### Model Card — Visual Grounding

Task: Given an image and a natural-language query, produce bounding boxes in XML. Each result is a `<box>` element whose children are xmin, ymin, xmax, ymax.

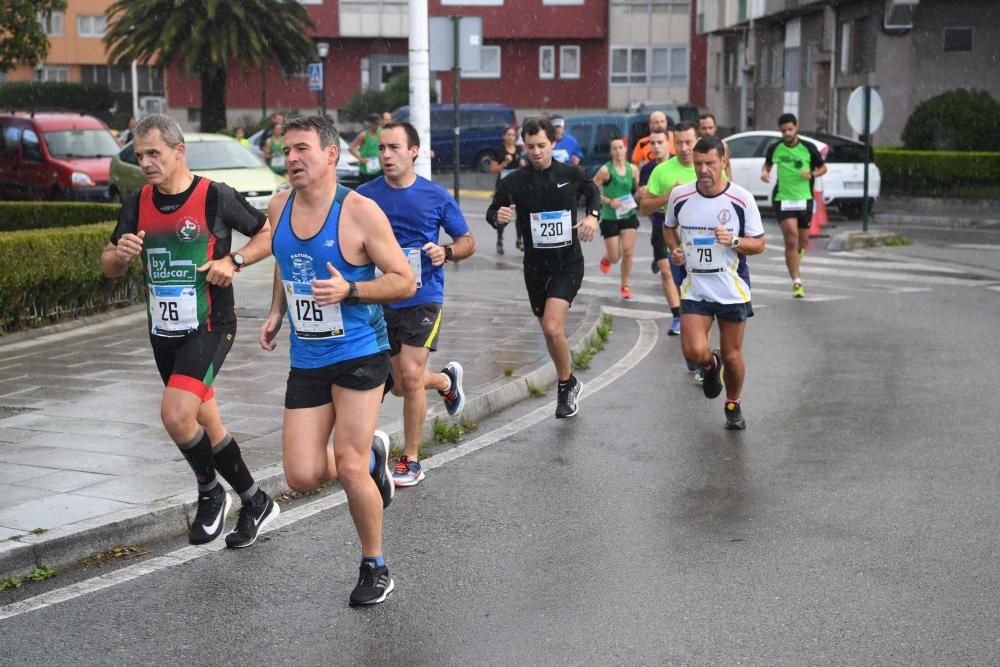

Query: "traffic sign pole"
<box><xmin>862</xmin><ymin>86</ymin><xmax>871</xmax><ymax>232</ymax></box>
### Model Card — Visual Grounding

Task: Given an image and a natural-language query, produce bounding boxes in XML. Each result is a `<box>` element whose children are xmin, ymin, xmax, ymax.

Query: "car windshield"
<box><xmin>44</xmin><ymin>129</ymin><xmax>120</xmax><ymax>158</ymax></box>
<box><xmin>185</xmin><ymin>140</ymin><xmax>264</xmax><ymax>170</ymax></box>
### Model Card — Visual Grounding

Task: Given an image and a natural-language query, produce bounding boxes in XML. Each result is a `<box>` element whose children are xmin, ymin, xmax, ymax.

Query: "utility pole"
<box><xmin>451</xmin><ymin>15</ymin><xmax>461</xmax><ymax>205</ymax></box>
<box><xmin>409</xmin><ymin>0</ymin><xmax>432</xmax><ymax>180</ymax></box>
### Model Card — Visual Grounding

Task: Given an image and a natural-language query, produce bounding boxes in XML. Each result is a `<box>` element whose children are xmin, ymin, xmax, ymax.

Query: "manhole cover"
<box><xmin>0</xmin><ymin>406</ymin><xmax>38</xmax><ymax>419</ymax></box>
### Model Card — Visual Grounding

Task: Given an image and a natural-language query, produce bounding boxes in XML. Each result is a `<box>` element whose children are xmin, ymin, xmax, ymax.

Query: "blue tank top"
<box><xmin>272</xmin><ymin>185</ymin><xmax>389</xmax><ymax>369</ymax></box>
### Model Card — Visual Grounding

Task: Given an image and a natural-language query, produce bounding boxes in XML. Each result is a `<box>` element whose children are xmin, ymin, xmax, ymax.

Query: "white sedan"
<box><xmin>724</xmin><ymin>130</ymin><xmax>880</xmax><ymax>219</ymax></box>
<box><xmin>247</xmin><ymin>129</ymin><xmax>360</xmax><ymax>187</ymax></box>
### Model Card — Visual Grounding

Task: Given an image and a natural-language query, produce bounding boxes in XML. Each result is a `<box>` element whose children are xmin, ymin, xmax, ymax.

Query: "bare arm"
<box><xmin>639</xmin><ymin>191</ymin><xmax>671</xmax><ymax>216</ymax></box>
<box><xmin>101</xmin><ymin>230</ymin><xmax>145</xmax><ymax>278</ymax></box>
<box><xmin>348</xmin><ymin>132</ymin><xmax>365</xmax><ymax>161</ymax></box>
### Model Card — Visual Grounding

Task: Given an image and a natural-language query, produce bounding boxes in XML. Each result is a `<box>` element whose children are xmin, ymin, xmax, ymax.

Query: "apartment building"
<box><xmin>698</xmin><ymin>0</ymin><xmax>999</xmax><ymax>144</ymax></box>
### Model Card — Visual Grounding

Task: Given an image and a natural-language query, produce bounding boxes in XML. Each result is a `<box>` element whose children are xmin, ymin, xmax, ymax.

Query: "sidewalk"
<box><xmin>0</xmin><ymin>252</ymin><xmax>603</xmax><ymax>577</ymax></box>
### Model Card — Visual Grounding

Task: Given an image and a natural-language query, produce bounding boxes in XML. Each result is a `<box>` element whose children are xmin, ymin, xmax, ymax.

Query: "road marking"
<box><xmin>601</xmin><ymin>306</ymin><xmax>669</xmax><ymax>320</ymax></box>
<box><xmin>0</xmin><ymin>317</ymin><xmax>659</xmax><ymax>621</ymax></box>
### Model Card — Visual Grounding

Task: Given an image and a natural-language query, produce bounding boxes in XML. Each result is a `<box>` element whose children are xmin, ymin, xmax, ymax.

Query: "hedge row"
<box><xmin>0</xmin><ymin>202</ymin><xmax>122</xmax><ymax>232</ymax></box>
<box><xmin>876</xmin><ymin>148</ymin><xmax>1000</xmax><ymax>196</ymax></box>
<box><xmin>0</xmin><ymin>223</ymin><xmax>143</xmax><ymax>334</ymax></box>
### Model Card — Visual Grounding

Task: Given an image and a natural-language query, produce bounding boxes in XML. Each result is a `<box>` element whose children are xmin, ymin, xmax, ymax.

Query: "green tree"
<box><xmin>0</xmin><ymin>1</ymin><xmax>67</xmax><ymax>72</ymax></box>
<box><xmin>901</xmin><ymin>89</ymin><xmax>1000</xmax><ymax>151</ymax></box>
<box><xmin>103</xmin><ymin>0</ymin><xmax>315</xmax><ymax>132</ymax></box>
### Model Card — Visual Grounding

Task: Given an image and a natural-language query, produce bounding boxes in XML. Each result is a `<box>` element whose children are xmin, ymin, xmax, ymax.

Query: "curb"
<box><xmin>0</xmin><ymin>305</ymin><xmax>146</xmax><ymax>350</ymax></box>
<box><xmin>871</xmin><ymin>213</ymin><xmax>1000</xmax><ymax>230</ymax></box>
<box><xmin>827</xmin><ymin>231</ymin><xmax>911</xmax><ymax>252</ymax></box>
<box><xmin>0</xmin><ymin>300</ymin><xmax>605</xmax><ymax>579</ymax></box>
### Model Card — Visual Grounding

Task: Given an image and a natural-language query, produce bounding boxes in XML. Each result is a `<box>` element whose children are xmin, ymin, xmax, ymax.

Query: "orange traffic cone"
<box><xmin>808</xmin><ymin>188</ymin><xmax>829</xmax><ymax>238</ymax></box>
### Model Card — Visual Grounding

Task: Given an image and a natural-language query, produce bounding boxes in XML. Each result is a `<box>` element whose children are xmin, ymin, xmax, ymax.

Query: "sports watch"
<box><xmin>730</xmin><ymin>237</ymin><xmax>741</xmax><ymax>249</ymax></box>
<box><xmin>229</xmin><ymin>252</ymin><xmax>245</xmax><ymax>271</ymax></box>
<box><xmin>444</xmin><ymin>246</ymin><xmax>454</xmax><ymax>262</ymax></box>
<box><xmin>344</xmin><ymin>281</ymin><xmax>360</xmax><ymax>306</ymax></box>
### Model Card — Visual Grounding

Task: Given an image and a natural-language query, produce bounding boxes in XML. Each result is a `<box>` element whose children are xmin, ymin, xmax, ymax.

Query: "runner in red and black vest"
<box><xmin>101</xmin><ymin>114</ymin><xmax>278</xmax><ymax>549</ymax></box>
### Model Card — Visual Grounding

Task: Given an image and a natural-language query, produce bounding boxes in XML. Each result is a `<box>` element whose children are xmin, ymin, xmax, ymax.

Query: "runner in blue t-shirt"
<box><xmin>358</xmin><ymin>122</ymin><xmax>476</xmax><ymax>488</ymax></box>
<box><xmin>551</xmin><ymin>116</ymin><xmax>583</xmax><ymax>165</ymax></box>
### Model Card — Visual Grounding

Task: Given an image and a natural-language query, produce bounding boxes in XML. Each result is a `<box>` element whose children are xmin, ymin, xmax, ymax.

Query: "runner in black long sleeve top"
<box><xmin>485</xmin><ymin>118</ymin><xmax>601</xmax><ymax>419</ymax></box>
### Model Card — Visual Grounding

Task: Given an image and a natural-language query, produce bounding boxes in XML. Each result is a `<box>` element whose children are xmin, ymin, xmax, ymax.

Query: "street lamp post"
<box><xmin>316</xmin><ymin>41</ymin><xmax>330</xmax><ymax>118</ymax></box>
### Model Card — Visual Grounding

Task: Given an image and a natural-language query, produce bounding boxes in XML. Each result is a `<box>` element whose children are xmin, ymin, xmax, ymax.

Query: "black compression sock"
<box><xmin>671</xmin><ymin>307</ymin><xmax>680</xmax><ymax>318</ymax></box>
<box><xmin>212</xmin><ymin>434</ymin><xmax>258</xmax><ymax>502</ymax></box>
<box><xmin>177</xmin><ymin>428</ymin><xmax>217</xmax><ymax>492</ymax></box>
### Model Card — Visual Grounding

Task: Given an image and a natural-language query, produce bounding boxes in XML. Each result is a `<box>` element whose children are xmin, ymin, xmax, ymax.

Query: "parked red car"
<box><xmin>0</xmin><ymin>112</ymin><xmax>119</xmax><ymax>201</ymax></box>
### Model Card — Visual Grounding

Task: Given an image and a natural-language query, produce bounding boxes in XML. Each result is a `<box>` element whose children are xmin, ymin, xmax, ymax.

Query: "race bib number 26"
<box><xmin>150</xmin><ymin>285</ymin><xmax>199</xmax><ymax>336</ymax></box>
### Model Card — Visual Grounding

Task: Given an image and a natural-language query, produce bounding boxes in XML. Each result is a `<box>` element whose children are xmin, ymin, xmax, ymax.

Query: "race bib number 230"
<box><xmin>529</xmin><ymin>210</ymin><xmax>573</xmax><ymax>249</ymax></box>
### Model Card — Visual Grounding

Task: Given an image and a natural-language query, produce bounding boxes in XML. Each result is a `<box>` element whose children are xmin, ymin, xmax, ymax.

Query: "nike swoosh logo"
<box><xmin>557</xmin><ymin>182</ymin><xmax>570</xmax><ymax>188</ymax></box>
<box><xmin>204</xmin><ymin>508</ymin><xmax>223</xmax><ymax>535</ymax></box>
<box><xmin>253</xmin><ymin>506</ymin><xmax>266</xmax><ymax>527</ymax></box>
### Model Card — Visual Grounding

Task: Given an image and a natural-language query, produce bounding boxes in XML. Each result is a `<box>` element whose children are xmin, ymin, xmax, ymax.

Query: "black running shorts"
<box><xmin>383</xmin><ymin>303</ymin><xmax>442</xmax><ymax>356</ymax></box>
<box><xmin>599</xmin><ymin>216</ymin><xmax>640</xmax><ymax>239</ymax></box>
<box><xmin>680</xmin><ymin>299</ymin><xmax>754</xmax><ymax>323</ymax></box>
<box><xmin>523</xmin><ymin>261</ymin><xmax>584</xmax><ymax>318</ymax></box>
<box><xmin>776</xmin><ymin>199</ymin><xmax>814</xmax><ymax>229</ymax></box>
<box><xmin>650</xmin><ymin>224</ymin><xmax>669</xmax><ymax>262</ymax></box>
<box><xmin>150</xmin><ymin>328</ymin><xmax>234</xmax><ymax>401</ymax></box>
<box><xmin>285</xmin><ymin>351</ymin><xmax>391</xmax><ymax>409</ymax></box>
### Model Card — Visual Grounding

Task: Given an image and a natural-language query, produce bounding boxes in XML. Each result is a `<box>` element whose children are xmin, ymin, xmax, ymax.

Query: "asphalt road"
<box><xmin>1</xmin><ymin>203</ymin><xmax>999</xmax><ymax>664</ymax></box>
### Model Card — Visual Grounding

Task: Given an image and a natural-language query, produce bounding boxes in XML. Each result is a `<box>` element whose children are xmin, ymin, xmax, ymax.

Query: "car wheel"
<box><xmin>474</xmin><ymin>150</ymin><xmax>493</xmax><ymax>174</ymax></box>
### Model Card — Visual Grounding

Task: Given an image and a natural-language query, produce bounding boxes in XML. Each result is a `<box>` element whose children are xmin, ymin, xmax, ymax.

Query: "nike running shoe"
<box><xmin>189</xmin><ymin>484</ymin><xmax>231</xmax><ymax>545</ymax></box>
<box><xmin>702</xmin><ymin>350</ymin><xmax>724</xmax><ymax>399</ymax></box>
<box><xmin>556</xmin><ymin>376</ymin><xmax>583</xmax><ymax>418</ymax></box>
<box><xmin>600</xmin><ymin>255</ymin><xmax>611</xmax><ymax>274</ymax></box>
<box><xmin>372</xmin><ymin>430</ymin><xmax>394</xmax><ymax>508</ymax></box>
<box><xmin>725</xmin><ymin>401</ymin><xmax>746</xmax><ymax>430</ymax></box>
<box><xmin>668</xmin><ymin>316</ymin><xmax>681</xmax><ymax>336</ymax></box>
<box><xmin>792</xmin><ymin>281</ymin><xmax>805</xmax><ymax>299</ymax></box>
<box><xmin>496</xmin><ymin>240</ymin><xmax>504</xmax><ymax>255</ymax></box>
<box><xmin>439</xmin><ymin>361</ymin><xmax>465</xmax><ymax>416</ymax></box>
<box><xmin>350</xmin><ymin>561</ymin><xmax>395</xmax><ymax>606</ymax></box>
<box><xmin>225</xmin><ymin>490</ymin><xmax>279</xmax><ymax>548</ymax></box>
<box><xmin>620</xmin><ymin>285</ymin><xmax>632</xmax><ymax>300</ymax></box>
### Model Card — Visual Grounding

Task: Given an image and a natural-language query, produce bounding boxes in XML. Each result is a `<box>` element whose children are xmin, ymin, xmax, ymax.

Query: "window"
<box><xmin>805</xmin><ymin>42</ymin><xmax>816</xmax><ymax>86</ymax></box>
<box><xmin>726</xmin><ymin>52</ymin><xmax>737</xmax><ymax>87</ymax></box>
<box><xmin>464</xmin><ymin>45</ymin><xmax>500</xmax><ymax>78</ymax></box>
<box><xmin>651</xmin><ymin>46</ymin><xmax>688</xmax><ymax>85</ymax></box>
<box><xmin>613</xmin><ymin>46</ymin><xmax>687</xmax><ymax>86</ymax></box>
<box><xmin>944</xmin><ymin>27</ymin><xmax>973</xmax><ymax>52</ymax></box>
<box><xmin>610</xmin><ymin>0</ymin><xmax>690</xmax><ymax>11</ymax></box>
<box><xmin>441</xmin><ymin>0</ymin><xmax>503</xmax><ymax>4</ymax></box>
<box><xmin>77</xmin><ymin>15</ymin><xmax>106</xmax><ymax>37</ymax></box>
<box><xmin>725</xmin><ymin>136</ymin><xmax>764</xmax><ymax>159</ymax></box>
<box><xmin>33</xmin><ymin>66</ymin><xmax>69</xmax><ymax>83</ymax></box>
<box><xmin>611</xmin><ymin>47</ymin><xmax>645</xmax><ymax>84</ymax></box>
<box><xmin>560</xmin><ymin>46</ymin><xmax>580</xmax><ymax>79</ymax></box>
<box><xmin>22</xmin><ymin>129</ymin><xmax>43</xmax><ymax>162</ymax></box>
<box><xmin>840</xmin><ymin>18</ymin><xmax>874</xmax><ymax>74</ymax></box>
<box><xmin>2</xmin><ymin>126</ymin><xmax>20</xmax><ymax>158</ymax></box>
<box><xmin>38</xmin><ymin>11</ymin><xmax>63</xmax><ymax>36</ymax></box>
<box><xmin>539</xmin><ymin>46</ymin><xmax>555</xmax><ymax>79</ymax></box>
<box><xmin>545</xmin><ymin>0</ymin><xmax>583</xmax><ymax>4</ymax></box>
<box><xmin>81</xmin><ymin>65</ymin><xmax>164</xmax><ymax>94</ymax></box>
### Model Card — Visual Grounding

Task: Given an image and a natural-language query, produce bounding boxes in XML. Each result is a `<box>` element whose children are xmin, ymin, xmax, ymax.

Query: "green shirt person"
<box><xmin>263</xmin><ymin>123</ymin><xmax>287</xmax><ymax>175</ymax></box>
<box><xmin>638</xmin><ymin>121</ymin><xmax>699</xmax><ymax>217</ymax></box>
<box><xmin>350</xmin><ymin>113</ymin><xmax>383</xmax><ymax>183</ymax></box>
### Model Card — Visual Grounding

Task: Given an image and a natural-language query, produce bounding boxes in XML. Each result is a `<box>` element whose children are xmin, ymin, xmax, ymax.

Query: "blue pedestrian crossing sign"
<box><xmin>308</xmin><ymin>63</ymin><xmax>323</xmax><ymax>91</ymax></box>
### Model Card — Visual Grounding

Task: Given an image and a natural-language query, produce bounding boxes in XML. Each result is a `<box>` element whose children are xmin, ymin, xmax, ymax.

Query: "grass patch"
<box><xmin>80</xmin><ymin>545</ymin><xmax>152</xmax><ymax>568</ymax></box>
<box><xmin>0</xmin><ymin>576</ymin><xmax>23</xmax><ymax>591</ymax></box>
<box><xmin>27</xmin><ymin>566</ymin><xmax>57</xmax><ymax>582</ymax></box>
<box><xmin>30</xmin><ymin>527</ymin><xmax>47</xmax><ymax>535</ymax></box>
<box><xmin>526</xmin><ymin>380</ymin><xmax>545</xmax><ymax>397</ymax></box>
<box><xmin>504</xmin><ymin>367</ymin><xmax>515</xmax><ymax>377</ymax></box>
<box><xmin>882</xmin><ymin>234</ymin><xmax>911</xmax><ymax>246</ymax></box>
<box><xmin>459</xmin><ymin>417</ymin><xmax>479</xmax><ymax>433</ymax></box>
<box><xmin>432</xmin><ymin>418</ymin><xmax>464</xmax><ymax>444</ymax></box>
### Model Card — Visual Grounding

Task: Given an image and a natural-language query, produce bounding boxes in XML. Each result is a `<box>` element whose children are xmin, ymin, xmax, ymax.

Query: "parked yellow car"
<box><xmin>108</xmin><ymin>133</ymin><xmax>289</xmax><ymax>211</ymax></box>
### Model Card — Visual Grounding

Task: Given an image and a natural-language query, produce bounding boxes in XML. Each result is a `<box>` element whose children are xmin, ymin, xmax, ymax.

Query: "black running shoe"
<box><xmin>189</xmin><ymin>484</ymin><xmax>231</xmax><ymax>545</ymax></box>
<box><xmin>225</xmin><ymin>491</ymin><xmax>280</xmax><ymax>549</ymax></box>
<box><xmin>515</xmin><ymin>236</ymin><xmax>524</xmax><ymax>252</ymax></box>
<box><xmin>371</xmin><ymin>430</ymin><xmax>394</xmax><ymax>509</ymax></box>
<box><xmin>496</xmin><ymin>240</ymin><xmax>505</xmax><ymax>255</ymax></box>
<box><xmin>555</xmin><ymin>376</ymin><xmax>583</xmax><ymax>418</ymax></box>
<box><xmin>725</xmin><ymin>401</ymin><xmax>746</xmax><ymax>430</ymax></box>
<box><xmin>349</xmin><ymin>561</ymin><xmax>395</xmax><ymax>606</ymax></box>
<box><xmin>702</xmin><ymin>351</ymin><xmax>724</xmax><ymax>399</ymax></box>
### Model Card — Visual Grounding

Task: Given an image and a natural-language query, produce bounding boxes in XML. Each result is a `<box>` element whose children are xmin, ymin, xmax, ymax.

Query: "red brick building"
<box><xmin>165</xmin><ymin>0</ymin><xmax>611</xmax><ymax>129</ymax></box>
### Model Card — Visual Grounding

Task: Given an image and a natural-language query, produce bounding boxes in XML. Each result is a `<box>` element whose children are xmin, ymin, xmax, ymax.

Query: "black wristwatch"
<box><xmin>229</xmin><ymin>251</ymin><xmax>245</xmax><ymax>272</ymax></box>
<box><xmin>444</xmin><ymin>246</ymin><xmax>454</xmax><ymax>262</ymax></box>
<box><xmin>588</xmin><ymin>210</ymin><xmax>600</xmax><ymax>219</ymax></box>
<box><xmin>344</xmin><ymin>281</ymin><xmax>360</xmax><ymax>306</ymax></box>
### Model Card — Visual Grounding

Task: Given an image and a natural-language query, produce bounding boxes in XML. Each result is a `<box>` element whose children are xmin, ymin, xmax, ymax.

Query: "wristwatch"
<box><xmin>344</xmin><ymin>281</ymin><xmax>360</xmax><ymax>306</ymax></box>
<box><xmin>730</xmin><ymin>237</ymin><xmax>741</xmax><ymax>249</ymax></box>
<box><xmin>229</xmin><ymin>252</ymin><xmax>245</xmax><ymax>271</ymax></box>
<box><xmin>589</xmin><ymin>210</ymin><xmax>600</xmax><ymax>219</ymax></box>
<box><xmin>444</xmin><ymin>246</ymin><xmax>454</xmax><ymax>262</ymax></box>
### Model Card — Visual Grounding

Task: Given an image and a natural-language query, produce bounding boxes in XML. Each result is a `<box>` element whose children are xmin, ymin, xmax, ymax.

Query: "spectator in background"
<box><xmin>550</xmin><ymin>116</ymin><xmax>583</xmax><ymax>166</ymax></box>
<box><xmin>257</xmin><ymin>112</ymin><xmax>285</xmax><ymax>152</ymax></box>
<box><xmin>350</xmin><ymin>114</ymin><xmax>383</xmax><ymax>185</ymax></box>
<box><xmin>698</xmin><ymin>112</ymin><xmax>732</xmax><ymax>181</ymax></box>
<box><xmin>381</xmin><ymin>111</ymin><xmax>393</xmax><ymax>125</ymax></box>
<box><xmin>488</xmin><ymin>126</ymin><xmax>525</xmax><ymax>254</ymax></box>
<box><xmin>234</xmin><ymin>127</ymin><xmax>250</xmax><ymax>149</ymax></box>
<box><xmin>119</xmin><ymin>116</ymin><xmax>138</xmax><ymax>145</ymax></box>
<box><xmin>631</xmin><ymin>111</ymin><xmax>674</xmax><ymax>167</ymax></box>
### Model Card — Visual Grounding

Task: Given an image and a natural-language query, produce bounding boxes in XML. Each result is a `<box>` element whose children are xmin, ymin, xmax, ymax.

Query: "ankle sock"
<box><xmin>362</xmin><ymin>555</ymin><xmax>386</xmax><ymax>568</ymax></box>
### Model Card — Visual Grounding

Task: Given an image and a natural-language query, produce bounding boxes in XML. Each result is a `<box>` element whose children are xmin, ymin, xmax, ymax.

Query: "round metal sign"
<box><xmin>847</xmin><ymin>86</ymin><xmax>884</xmax><ymax>135</ymax></box>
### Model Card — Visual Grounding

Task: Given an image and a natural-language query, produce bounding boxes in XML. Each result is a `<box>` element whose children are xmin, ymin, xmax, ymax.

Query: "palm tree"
<box><xmin>104</xmin><ymin>0</ymin><xmax>315</xmax><ymax>132</ymax></box>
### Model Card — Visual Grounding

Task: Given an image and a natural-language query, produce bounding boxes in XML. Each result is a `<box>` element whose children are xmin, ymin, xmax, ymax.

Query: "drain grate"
<box><xmin>0</xmin><ymin>406</ymin><xmax>39</xmax><ymax>419</ymax></box>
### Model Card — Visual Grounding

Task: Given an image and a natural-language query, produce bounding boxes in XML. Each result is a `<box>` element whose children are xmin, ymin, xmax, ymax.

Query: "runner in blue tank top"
<box><xmin>260</xmin><ymin>116</ymin><xmax>416</xmax><ymax>607</ymax></box>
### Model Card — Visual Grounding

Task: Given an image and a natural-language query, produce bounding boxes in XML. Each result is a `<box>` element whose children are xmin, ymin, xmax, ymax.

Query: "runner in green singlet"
<box><xmin>593</xmin><ymin>136</ymin><xmax>641</xmax><ymax>299</ymax></box>
<box><xmin>264</xmin><ymin>122</ymin><xmax>287</xmax><ymax>175</ymax></box>
<box><xmin>350</xmin><ymin>113</ymin><xmax>383</xmax><ymax>185</ymax></box>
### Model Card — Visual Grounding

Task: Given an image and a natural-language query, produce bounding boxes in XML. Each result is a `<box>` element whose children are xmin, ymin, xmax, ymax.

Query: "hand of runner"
<box><xmin>760</xmin><ymin>169</ymin><xmax>771</xmax><ymax>183</ymax></box>
<box><xmin>575</xmin><ymin>215</ymin><xmax>597</xmax><ymax>242</ymax></box>
<box><xmin>312</xmin><ymin>262</ymin><xmax>350</xmax><ymax>305</ymax></box>
<box><xmin>259</xmin><ymin>311</ymin><xmax>283</xmax><ymax>351</ymax></box>
<box><xmin>609</xmin><ymin>197</ymin><xmax>624</xmax><ymax>210</ymax></box>
<box><xmin>671</xmin><ymin>246</ymin><xmax>686</xmax><ymax>266</ymax></box>
<box><xmin>197</xmin><ymin>255</ymin><xmax>235</xmax><ymax>287</ymax></box>
<box><xmin>800</xmin><ymin>170</ymin><xmax>812</xmax><ymax>180</ymax></box>
<box><xmin>422</xmin><ymin>242</ymin><xmax>446</xmax><ymax>267</ymax></box>
<box><xmin>635</xmin><ymin>186</ymin><xmax>649</xmax><ymax>201</ymax></box>
<box><xmin>496</xmin><ymin>204</ymin><xmax>515</xmax><ymax>226</ymax></box>
<box><xmin>714</xmin><ymin>225</ymin><xmax>734</xmax><ymax>246</ymax></box>
<box><xmin>116</xmin><ymin>230</ymin><xmax>145</xmax><ymax>260</ymax></box>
